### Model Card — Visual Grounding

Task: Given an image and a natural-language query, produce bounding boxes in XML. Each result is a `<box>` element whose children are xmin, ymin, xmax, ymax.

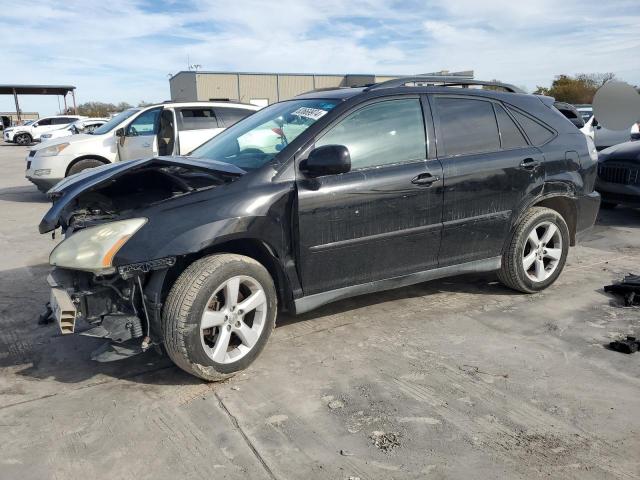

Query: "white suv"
<box><xmin>26</xmin><ymin>101</ymin><xmax>259</xmax><ymax>192</ymax></box>
<box><xmin>40</xmin><ymin>118</ymin><xmax>108</xmax><ymax>141</ymax></box>
<box><xmin>4</xmin><ymin>115</ymin><xmax>83</xmax><ymax>145</ymax></box>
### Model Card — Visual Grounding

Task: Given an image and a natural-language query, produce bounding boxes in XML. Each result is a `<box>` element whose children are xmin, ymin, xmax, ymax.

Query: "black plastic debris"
<box><xmin>608</xmin><ymin>336</ymin><xmax>640</xmax><ymax>355</ymax></box>
<box><xmin>604</xmin><ymin>275</ymin><xmax>640</xmax><ymax>306</ymax></box>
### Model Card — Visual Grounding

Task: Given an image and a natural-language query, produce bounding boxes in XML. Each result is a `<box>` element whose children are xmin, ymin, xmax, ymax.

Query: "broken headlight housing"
<box><xmin>50</xmin><ymin>218</ymin><xmax>147</xmax><ymax>274</ymax></box>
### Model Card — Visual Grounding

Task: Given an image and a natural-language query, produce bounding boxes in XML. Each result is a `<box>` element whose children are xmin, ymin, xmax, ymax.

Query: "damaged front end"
<box><xmin>40</xmin><ymin>156</ymin><xmax>246</xmax><ymax>361</ymax></box>
<box><xmin>46</xmin><ymin>265</ymin><xmax>175</xmax><ymax>361</ymax></box>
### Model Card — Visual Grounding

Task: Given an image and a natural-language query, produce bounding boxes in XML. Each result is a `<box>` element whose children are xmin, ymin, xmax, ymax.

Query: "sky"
<box><xmin>0</xmin><ymin>0</ymin><xmax>639</xmax><ymax>116</ymax></box>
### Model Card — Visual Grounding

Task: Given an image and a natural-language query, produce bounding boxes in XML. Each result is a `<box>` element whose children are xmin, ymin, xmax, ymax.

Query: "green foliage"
<box><xmin>77</xmin><ymin>101</ymin><xmax>133</xmax><ymax>117</ymax></box>
<box><xmin>534</xmin><ymin>73</ymin><xmax>615</xmax><ymax>104</ymax></box>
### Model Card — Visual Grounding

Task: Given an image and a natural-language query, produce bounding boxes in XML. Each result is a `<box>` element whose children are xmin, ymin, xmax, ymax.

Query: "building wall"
<box><xmin>169</xmin><ymin>70</ymin><xmax>474</xmax><ymax>105</ymax></box>
<box><xmin>196</xmin><ymin>73</ymin><xmax>239</xmax><ymax>101</ymax></box>
<box><xmin>238</xmin><ymin>74</ymin><xmax>278</xmax><ymax>104</ymax></box>
<box><xmin>277</xmin><ymin>75</ymin><xmax>315</xmax><ymax>100</ymax></box>
<box><xmin>169</xmin><ymin>72</ymin><xmax>197</xmax><ymax>102</ymax></box>
<box><xmin>0</xmin><ymin>112</ymin><xmax>39</xmax><ymax>126</ymax></box>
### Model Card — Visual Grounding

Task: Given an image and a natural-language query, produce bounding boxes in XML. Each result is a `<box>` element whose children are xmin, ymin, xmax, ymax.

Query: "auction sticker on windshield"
<box><xmin>291</xmin><ymin>107</ymin><xmax>329</xmax><ymax>121</ymax></box>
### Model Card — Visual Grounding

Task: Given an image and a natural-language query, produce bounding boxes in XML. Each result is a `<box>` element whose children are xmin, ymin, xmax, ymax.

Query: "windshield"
<box><xmin>92</xmin><ymin>109</ymin><xmax>140</xmax><ymax>135</ymax></box>
<box><xmin>190</xmin><ymin>99</ymin><xmax>338</xmax><ymax>170</ymax></box>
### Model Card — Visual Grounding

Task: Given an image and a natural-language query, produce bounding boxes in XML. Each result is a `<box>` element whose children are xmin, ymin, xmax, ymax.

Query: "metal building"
<box><xmin>169</xmin><ymin>70</ymin><xmax>473</xmax><ymax>106</ymax></box>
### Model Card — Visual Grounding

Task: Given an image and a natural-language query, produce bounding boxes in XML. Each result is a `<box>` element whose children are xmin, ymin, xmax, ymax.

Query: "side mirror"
<box><xmin>301</xmin><ymin>145</ymin><xmax>351</xmax><ymax>177</ymax></box>
<box><xmin>32</xmin><ymin>123</ymin><xmax>39</xmax><ymax>128</ymax></box>
<box><xmin>115</xmin><ymin>128</ymin><xmax>125</xmax><ymax>138</ymax></box>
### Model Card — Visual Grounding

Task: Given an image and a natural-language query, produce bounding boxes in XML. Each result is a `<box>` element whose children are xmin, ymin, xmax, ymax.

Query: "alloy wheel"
<box><xmin>522</xmin><ymin>221</ymin><xmax>563</xmax><ymax>282</ymax></box>
<box><xmin>200</xmin><ymin>275</ymin><xmax>267</xmax><ymax>364</ymax></box>
<box><xmin>16</xmin><ymin>134</ymin><xmax>29</xmax><ymax>145</ymax></box>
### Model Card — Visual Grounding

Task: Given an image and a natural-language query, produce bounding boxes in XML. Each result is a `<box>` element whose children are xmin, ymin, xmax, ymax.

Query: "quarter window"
<box><xmin>507</xmin><ymin>106</ymin><xmax>555</xmax><ymax>145</ymax></box>
<box><xmin>494</xmin><ymin>104</ymin><xmax>528</xmax><ymax>149</ymax></box>
<box><xmin>179</xmin><ymin>108</ymin><xmax>219</xmax><ymax>130</ymax></box>
<box><xmin>316</xmin><ymin>99</ymin><xmax>426</xmax><ymax>170</ymax></box>
<box><xmin>126</xmin><ymin>108</ymin><xmax>161</xmax><ymax>136</ymax></box>
<box><xmin>434</xmin><ymin>97</ymin><xmax>500</xmax><ymax>156</ymax></box>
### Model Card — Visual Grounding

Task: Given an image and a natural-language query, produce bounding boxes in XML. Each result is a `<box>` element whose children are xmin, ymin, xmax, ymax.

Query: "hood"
<box><xmin>39</xmin><ymin>155</ymin><xmax>246</xmax><ymax>233</ymax></box>
<box><xmin>598</xmin><ymin>141</ymin><xmax>640</xmax><ymax>163</ymax></box>
<box><xmin>32</xmin><ymin>133</ymin><xmax>94</xmax><ymax>150</ymax></box>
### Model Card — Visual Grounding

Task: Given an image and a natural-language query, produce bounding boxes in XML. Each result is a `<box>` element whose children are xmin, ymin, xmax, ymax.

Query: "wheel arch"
<box><xmin>531</xmin><ymin>195</ymin><xmax>577</xmax><ymax>246</ymax></box>
<box><xmin>511</xmin><ymin>194</ymin><xmax>577</xmax><ymax>247</ymax></box>
<box><xmin>65</xmin><ymin>155</ymin><xmax>111</xmax><ymax>177</ymax></box>
<box><xmin>148</xmin><ymin>237</ymin><xmax>293</xmax><ymax>325</ymax></box>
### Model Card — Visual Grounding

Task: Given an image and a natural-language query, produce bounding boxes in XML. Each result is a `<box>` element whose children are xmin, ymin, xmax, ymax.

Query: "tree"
<box><xmin>534</xmin><ymin>73</ymin><xmax>616</xmax><ymax>104</ymax></box>
<box><xmin>137</xmin><ymin>101</ymin><xmax>154</xmax><ymax>107</ymax></box>
<box><xmin>77</xmin><ymin>101</ymin><xmax>133</xmax><ymax>117</ymax></box>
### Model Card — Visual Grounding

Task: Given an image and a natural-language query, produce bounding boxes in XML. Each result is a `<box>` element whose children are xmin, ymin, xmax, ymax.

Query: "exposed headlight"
<box><xmin>38</xmin><ymin>143</ymin><xmax>69</xmax><ymax>157</ymax></box>
<box><xmin>50</xmin><ymin>218</ymin><xmax>147</xmax><ymax>273</ymax></box>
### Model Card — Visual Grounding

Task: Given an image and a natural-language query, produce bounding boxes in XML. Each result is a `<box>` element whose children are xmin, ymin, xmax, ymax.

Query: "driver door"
<box><xmin>118</xmin><ymin>107</ymin><xmax>162</xmax><ymax>161</ymax></box>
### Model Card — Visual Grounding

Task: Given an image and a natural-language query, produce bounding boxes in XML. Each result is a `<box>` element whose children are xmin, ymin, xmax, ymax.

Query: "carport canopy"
<box><xmin>0</xmin><ymin>84</ymin><xmax>77</xmax><ymax>122</ymax></box>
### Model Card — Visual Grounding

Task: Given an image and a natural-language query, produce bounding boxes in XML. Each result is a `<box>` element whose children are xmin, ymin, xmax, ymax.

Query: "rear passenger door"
<box><xmin>176</xmin><ymin>107</ymin><xmax>223</xmax><ymax>154</ymax></box>
<box><xmin>296</xmin><ymin>96</ymin><xmax>443</xmax><ymax>295</ymax></box>
<box><xmin>432</xmin><ymin>95</ymin><xmax>546</xmax><ymax>266</ymax></box>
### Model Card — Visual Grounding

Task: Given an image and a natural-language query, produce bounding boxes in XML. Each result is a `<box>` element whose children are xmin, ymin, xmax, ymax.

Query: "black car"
<box><xmin>595</xmin><ymin>140</ymin><xmax>640</xmax><ymax>208</ymax></box>
<box><xmin>40</xmin><ymin>76</ymin><xmax>600</xmax><ymax>380</ymax></box>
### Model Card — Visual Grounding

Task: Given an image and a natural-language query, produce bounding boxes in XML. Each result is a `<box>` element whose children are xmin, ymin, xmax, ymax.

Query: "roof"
<box><xmin>0</xmin><ymin>85</ymin><xmax>76</xmax><ymax>95</ymax></box>
<box><xmin>170</xmin><ymin>70</ymin><xmax>474</xmax><ymax>81</ymax></box>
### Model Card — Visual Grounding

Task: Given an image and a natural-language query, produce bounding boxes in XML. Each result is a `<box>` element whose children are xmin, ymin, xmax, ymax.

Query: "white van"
<box><xmin>26</xmin><ymin>101</ymin><xmax>259</xmax><ymax>192</ymax></box>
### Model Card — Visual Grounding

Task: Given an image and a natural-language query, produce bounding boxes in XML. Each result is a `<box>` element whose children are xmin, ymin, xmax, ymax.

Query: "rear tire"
<box><xmin>162</xmin><ymin>254</ymin><xmax>277</xmax><ymax>381</ymax></box>
<box><xmin>600</xmin><ymin>201</ymin><xmax>617</xmax><ymax>210</ymax></box>
<box><xmin>67</xmin><ymin>158</ymin><xmax>105</xmax><ymax>176</ymax></box>
<box><xmin>498</xmin><ymin>207</ymin><xmax>570</xmax><ymax>293</ymax></box>
<box><xmin>15</xmin><ymin>133</ymin><xmax>31</xmax><ymax>145</ymax></box>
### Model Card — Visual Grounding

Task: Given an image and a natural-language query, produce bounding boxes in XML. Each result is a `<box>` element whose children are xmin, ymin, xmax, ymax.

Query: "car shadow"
<box><xmin>595</xmin><ymin>206</ymin><xmax>640</xmax><ymax>228</ymax></box>
<box><xmin>1</xmin><ymin>263</ymin><xmax>516</xmax><ymax>388</ymax></box>
<box><xmin>0</xmin><ymin>185</ymin><xmax>48</xmax><ymax>203</ymax></box>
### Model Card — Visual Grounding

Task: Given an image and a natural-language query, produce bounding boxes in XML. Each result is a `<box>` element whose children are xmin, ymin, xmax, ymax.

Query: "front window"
<box><xmin>190</xmin><ymin>99</ymin><xmax>338</xmax><ymax>170</ymax></box>
<box><xmin>92</xmin><ymin>109</ymin><xmax>140</xmax><ymax>135</ymax></box>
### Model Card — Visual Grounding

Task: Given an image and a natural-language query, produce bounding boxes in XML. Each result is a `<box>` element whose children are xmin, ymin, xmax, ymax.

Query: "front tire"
<box><xmin>67</xmin><ymin>158</ymin><xmax>105</xmax><ymax>176</ymax></box>
<box><xmin>162</xmin><ymin>254</ymin><xmax>277</xmax><ymax>381</ymax></box>
<box><xmin>498</xmin><ymin>207</ymin><xmax>570</xmax><ymax>293</ymax></box>
<box><xmin>15</xmin><ymin>133</ymin><xmax>32</xmax><ymax>145</ymax></box>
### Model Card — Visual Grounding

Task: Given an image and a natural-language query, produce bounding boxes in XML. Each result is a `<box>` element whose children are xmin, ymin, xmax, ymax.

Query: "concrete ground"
<box><xmin>0</xmin><ymin>142</ymin><xmax>639</xmax><ymax>480</ymax></box>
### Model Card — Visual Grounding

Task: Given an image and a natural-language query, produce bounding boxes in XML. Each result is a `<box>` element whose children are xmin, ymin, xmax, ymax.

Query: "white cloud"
<box><xmin>0</xmin><ymin>0</ymin><xmax>638</xmax><ymax>115</ymax></box>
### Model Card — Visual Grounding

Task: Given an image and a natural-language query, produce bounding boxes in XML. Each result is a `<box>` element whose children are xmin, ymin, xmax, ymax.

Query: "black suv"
<box><xmin>41</xmin><ymin>76</ymin><xmax>600</xmax><ymax>380</ymax></box>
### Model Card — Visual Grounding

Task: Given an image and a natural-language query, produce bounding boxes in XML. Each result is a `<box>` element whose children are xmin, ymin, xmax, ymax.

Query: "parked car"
<box><xmin>40</xmin><ymin>118</ymin><xmax>109</xmax><ymax>141</ymax></box>
<box><xmin>40</xmin><ymin>76</ymin><xmax>600</xmax><ymax>380</ymax></box>
<box><xmin>595</xmin><ymin>140</ymin><xmax>640</xmax><ymax>209</ymax></box>
<box><xmin>554</xmin><ymin>102</ymin><xmax>585</xmax><ymax>128</ymax></box>
<box><xmin>575</xmin><ymin>104</ymin><xmax>593</xmax><ymax>123</ymax></box>
<box><xmin>581</xmin><ymin>115</ymin><xmax>638</xmax><ymax>150</ymax></box>
<box><xmin>26</xmin><ymin>101</ymin><xmax>259</xmax><ymax>192</ymax></box>
<box><xmin>3</xmin><ymin>115</ymin><xmax>83</xmax><ymax>145</ymax></box>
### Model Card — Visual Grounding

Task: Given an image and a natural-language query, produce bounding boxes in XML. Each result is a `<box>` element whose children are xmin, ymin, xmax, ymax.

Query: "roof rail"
<box><xmin>364</xmin><ymin>76</ymin><xmax>525</xmax><ymax>93</ymax></box>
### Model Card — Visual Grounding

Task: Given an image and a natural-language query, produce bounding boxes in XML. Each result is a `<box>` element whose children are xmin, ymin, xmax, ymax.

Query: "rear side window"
<box><xmin>218</xmin><ymin>107</ymin><xmax>254</xmax><ymax>127</ymax></box>
<box><xmin>316</xmin><ymin>98</ymin><xmax>426</xmax><ymax>170</ymax></box>
<box><xmin>52</xmin><ymin>117</ymin><xmax>71</xmax><ymax>125</ymax></box>
<box><xmin>494</xmin><ymin>104</ymin><xmax>528</xmax><ymax>149</ymax></box>
<box><xmin>179</xmin><ymin>108</ymin><xmax>219</xmax><ymax>130</ymax></box>
<box><xmin>507</xmin><ymin>106</ymin><xmax>555</xmax><ymax>145</ymax></box>
<box><xmin>434</xmin><ymin>97</ymin><xmax>500</xmax><ymax>156</ymax></box>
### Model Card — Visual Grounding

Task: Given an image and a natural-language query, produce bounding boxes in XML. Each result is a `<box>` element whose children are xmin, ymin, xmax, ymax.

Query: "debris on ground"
<box><xmin>608</xmin><ymin>336</ymin><xmax>640</xmax><ymax>354</ymax></box>
<box><xmin>369</xmin><ymin>431</ymin><xmax>400</xmax><ymax>452</ymax></box>
<box><xmin>339</xmin><ymin>449</ymin><xmax>354</xmax><ymax>456</ymax></box>
<box><xmin>328</xmin><ymin>399</ymin><xmax>345</xmax><ymax>410</ymax></box>
<box><xmin>604</xmin><ymin>275</ymin><xmax>640</xmax><ymax>306</ymax></box>
<box><xmin>459</xmin><ymin>364</ymin><xmax>509</xmax><ymax>379</ymax></box>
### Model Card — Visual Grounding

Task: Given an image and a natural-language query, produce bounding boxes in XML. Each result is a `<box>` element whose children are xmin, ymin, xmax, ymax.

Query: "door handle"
<box><xmin>411</xmin><ymin>173</ymin><xmax>440</xmax><ymax>186</ymax></box>
<box><xmin>519</xmin><ymin>158</ymin><xmax>540</xmax><ymax>170</ymax></box>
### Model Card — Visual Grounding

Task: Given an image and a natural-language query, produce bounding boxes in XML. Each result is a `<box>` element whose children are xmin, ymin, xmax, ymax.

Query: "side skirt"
<box><xmin>294</xmin><ymin>256</ymin><xmax>501</xmax><ymax>315</ymax></box>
